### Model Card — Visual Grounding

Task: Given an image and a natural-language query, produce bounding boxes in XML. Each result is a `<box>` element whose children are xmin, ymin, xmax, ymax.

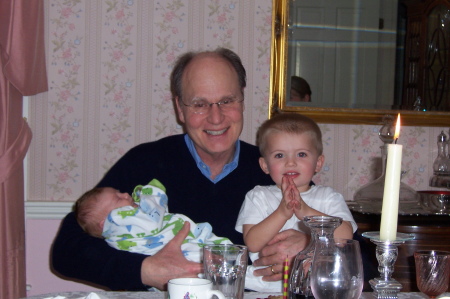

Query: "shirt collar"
<box><xmin>184</xmin><ymin>134</ymin><xmax>240</xmax><ymax>183</ymax></box>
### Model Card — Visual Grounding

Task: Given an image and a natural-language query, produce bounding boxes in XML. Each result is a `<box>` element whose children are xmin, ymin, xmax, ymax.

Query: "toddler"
<box><xmin>235</xmin><ymin>113</ymin><xmax>356</xmax><ymax>292</ymax></box>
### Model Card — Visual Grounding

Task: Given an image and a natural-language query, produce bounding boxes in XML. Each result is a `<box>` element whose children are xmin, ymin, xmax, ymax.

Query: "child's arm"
<box><xmin>243</xmin><ymin>177</ymin><xmax>297</xmax><ymax>253</ymax></box>
<box><xmin>333</xmin><ymin>221</ymin><xmax>353</xmax><ymax>239</ymax></box>
<box><xmin>290</xmin><ymin>182</ymin><xmax>354</xmax><ymax>240</ymax></box>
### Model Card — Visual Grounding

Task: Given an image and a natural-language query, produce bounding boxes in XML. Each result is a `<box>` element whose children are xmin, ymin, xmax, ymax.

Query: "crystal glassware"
<box><xmin>310</xmin><ymin>239</ymin><xmax>364</xmax><ymax>299</ymax></box>
<box><xmin>414</xmin><ymin>250</ymin><xmax>450</xmax><ymax>298</ymax></box>
<box><xmin>362</xmin><ymin>231</ymin><xmax>415</xmax><ymax>299</ymax></box>
<box><xmin>289</xmin><ymin>216</ymin><xmax>343</xmax><ymax>298</ymax></box>
<box><xmin>203</xmin><ymin>244</ymin><xmax>248</xmax><ymax>299</ymax></box>
<box><xmin>353</xmin><ymin>116</ymin><xmax>419</xmax><ymax>213</ymax></box>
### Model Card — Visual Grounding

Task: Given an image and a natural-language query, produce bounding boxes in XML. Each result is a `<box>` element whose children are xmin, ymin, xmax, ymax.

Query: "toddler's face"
<box><xmin>259</xmin><ymin>132</ymin><xmax>324</xmax><ymax>192</ymax></box>
<box><xmin>98</xmin><ymin>187</ymin><xmax>136</xmax><ymax>213</ymax></box>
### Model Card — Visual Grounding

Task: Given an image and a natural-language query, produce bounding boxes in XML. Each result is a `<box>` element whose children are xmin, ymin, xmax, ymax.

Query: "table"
<box><xmin>24</xmin><ymin>291</ymin><xmax>450</xmax><ymax>299</ymax></box>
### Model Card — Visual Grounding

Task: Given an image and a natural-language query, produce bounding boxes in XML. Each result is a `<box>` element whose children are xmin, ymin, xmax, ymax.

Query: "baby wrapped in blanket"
<box><xmin>75</xmin><ymin>179</ymin><xmax>231</xmax><ymax>262</ymax></box>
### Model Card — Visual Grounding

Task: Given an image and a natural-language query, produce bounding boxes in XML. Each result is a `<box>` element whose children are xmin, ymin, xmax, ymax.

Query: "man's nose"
<box><xmin>207</xmin><ymin>102</ymin><xmax>225</xmax><ymax>123</ymax></box>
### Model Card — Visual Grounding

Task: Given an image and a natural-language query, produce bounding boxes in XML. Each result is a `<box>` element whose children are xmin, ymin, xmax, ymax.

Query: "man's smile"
<box><xmin>205</xmin><ymin>127</ymin><xmax>229</xmax><ymax>135</ymax></box>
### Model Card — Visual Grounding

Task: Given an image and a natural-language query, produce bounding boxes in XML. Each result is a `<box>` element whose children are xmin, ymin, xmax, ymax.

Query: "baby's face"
<box><xmin>259</xmin><ymin>131</ymin><xmax>324</xmax><ymax>192</ymax></box>
<box><xmin>98</xmin><ymin>187</ymin><xmax>136</xmax><ymax>213</ymax></box>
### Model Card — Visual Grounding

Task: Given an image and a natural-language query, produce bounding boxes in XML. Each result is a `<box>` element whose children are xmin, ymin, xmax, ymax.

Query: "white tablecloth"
<box><xmin>23</xmin><ymin>291</ymin><xmax>450</xmax><ymax>299</ymax></box>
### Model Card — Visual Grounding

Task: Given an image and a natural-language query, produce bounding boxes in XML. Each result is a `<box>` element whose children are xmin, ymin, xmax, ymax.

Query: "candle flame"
<box><xmin>394</xmin><ymin>113</ymin><xmax>401</xmax><ymax>141</ymax></box>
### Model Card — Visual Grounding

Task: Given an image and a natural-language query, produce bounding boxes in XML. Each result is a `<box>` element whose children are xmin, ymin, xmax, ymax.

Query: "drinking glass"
<box><xmin>310</xmin><ymin>239</ymin><xmax>364</xmax><ymax>299</ymax></box>
<box><xmin>414</xmin><ymin>250</ymin><xmax>450</xmax><ymax>298</ymax></box>
<box><xmin>203</xmin><ymin>244</ymin><xmax>248</xmax><ymax>299</ymax></box>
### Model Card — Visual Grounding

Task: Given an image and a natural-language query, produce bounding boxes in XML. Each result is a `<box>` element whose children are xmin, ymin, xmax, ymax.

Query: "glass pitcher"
<box><xmin>310</xmin><ymin>239</ymin><xmax>364</xmax><ymax>299</ymax></box>
<box><xmin>289</xmin><ymin>215</ymin><xmax>343</xmax><ymax>299</ymax></box>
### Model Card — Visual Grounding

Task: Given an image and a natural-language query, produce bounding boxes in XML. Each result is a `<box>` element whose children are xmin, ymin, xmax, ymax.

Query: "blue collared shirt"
<box><xmin>184</xmin><ymin>134</ymin><xmax>240</xmax><ymax>183</ymax></box>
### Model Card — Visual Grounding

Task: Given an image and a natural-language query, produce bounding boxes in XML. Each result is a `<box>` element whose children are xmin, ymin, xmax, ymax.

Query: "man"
<box><xmin>52</xmin><ymin>48</ymin><xmax>308</xmax><ymax>291</ymax></box>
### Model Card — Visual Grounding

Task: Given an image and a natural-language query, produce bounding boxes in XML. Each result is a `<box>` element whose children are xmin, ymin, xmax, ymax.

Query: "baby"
<box><xmin>75</xmin><ymin>179</ymin><xmax>230</xmax><ymax>262</ymax></box>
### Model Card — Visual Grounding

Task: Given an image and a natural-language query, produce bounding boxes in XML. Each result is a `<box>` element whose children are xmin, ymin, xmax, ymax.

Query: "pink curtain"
<box><xmin>0</xmin><ymin>1</ymin><xmax>48</xmax><ymax>298</ymax></box>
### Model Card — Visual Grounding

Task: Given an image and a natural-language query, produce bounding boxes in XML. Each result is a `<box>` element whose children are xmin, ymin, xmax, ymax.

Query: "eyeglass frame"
<box><xmin>179</xmin><ymin>96</ymin><xmax>244</xmax><ymax>114</ymax></box>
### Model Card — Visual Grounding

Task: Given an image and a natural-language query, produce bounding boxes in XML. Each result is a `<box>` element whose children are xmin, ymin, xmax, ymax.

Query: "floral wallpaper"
<box><xmin>28</xmin><ymin>0</ymin><xmax>448</xmax><ymax>204</ymax></box>
<box><xmin>316</xmin><ymin>124</ymin><xmax>447</xmax><ymax>201</ymax></box>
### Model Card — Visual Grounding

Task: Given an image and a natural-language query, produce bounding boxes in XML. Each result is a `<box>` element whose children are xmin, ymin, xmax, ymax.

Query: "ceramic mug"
<box><xmin>168</xmin><ymin>278</ymin><xmax>225</xmax><ymax>299</ymax></box>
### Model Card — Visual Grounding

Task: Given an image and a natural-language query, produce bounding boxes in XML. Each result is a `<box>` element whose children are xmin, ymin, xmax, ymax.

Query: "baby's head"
<box><xmin>74</xmin><ymin>187</ymin><xmax>135</xmax><ymax>238</ymax></box>
<box><xmin>256</xmin><ymin>113</ymin><xmax>324</xmax><ymax>190</ymax></box>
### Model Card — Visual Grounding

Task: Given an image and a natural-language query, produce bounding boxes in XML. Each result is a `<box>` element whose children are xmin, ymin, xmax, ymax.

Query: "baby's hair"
<box><xmin>257</xmin><ymin>113</ymin><xmax>323</xmax><ymax>156</ymax></box>
<box><xmin>74</xmin><ymin>187</ymin><xmax>105</xmax><ymax>238</ymax></box>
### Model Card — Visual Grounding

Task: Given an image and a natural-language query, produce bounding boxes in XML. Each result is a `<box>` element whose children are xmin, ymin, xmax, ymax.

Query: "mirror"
<box><xmin>269</xmin><ymin>0</ymin><xmax>450</xmax><ymax>126</ymax></box>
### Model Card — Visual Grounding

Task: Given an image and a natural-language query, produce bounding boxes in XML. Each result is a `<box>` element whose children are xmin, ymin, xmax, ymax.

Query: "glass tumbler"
<box><xmin>414</xmin><ymin>250</ymin><xmax>450</xmax><ymax>298</ymax></box>
<box><xmin>203</xmin><ymin>244</ymin><xmax>248</xmax><ymax>299</ymax></box>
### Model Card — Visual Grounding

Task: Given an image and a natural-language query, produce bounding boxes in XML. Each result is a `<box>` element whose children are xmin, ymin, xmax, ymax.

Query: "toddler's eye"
<box><xmin>274</xmin><ymin>153</ymin><xmax>283</xmax><ymax>159</ymax></box>
<box><xmin>297</xmin><ymin>152</ymin><xmax>307</xmax><ymax>158</ymax></box>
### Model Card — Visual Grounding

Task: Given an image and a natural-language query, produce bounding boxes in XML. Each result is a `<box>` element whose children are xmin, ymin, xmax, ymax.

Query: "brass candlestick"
<box><xmin>362</xmin><ymin>231</ymin><xmax>415</xmax><ymax>299</ymax></box>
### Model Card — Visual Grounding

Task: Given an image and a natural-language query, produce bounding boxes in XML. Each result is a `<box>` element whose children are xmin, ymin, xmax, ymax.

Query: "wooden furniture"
<box><xmin>402</xmin><ymin>0</ymin><xmax>450</xmax><ymax>111</ymax></box>
<box><xmin>352</xmin><ymin>211</ymin><xmax>450</xmax><ymax>292</ymax></box>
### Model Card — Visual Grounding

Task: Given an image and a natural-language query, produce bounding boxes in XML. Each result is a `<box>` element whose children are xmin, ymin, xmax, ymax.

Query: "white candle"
<box><xmin>379</xmin><ymin>114</ymin><xmax>402</xmax><ymax>241</ymax></box>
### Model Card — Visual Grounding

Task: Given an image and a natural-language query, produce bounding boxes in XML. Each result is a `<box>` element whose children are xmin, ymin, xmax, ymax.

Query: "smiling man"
<box><xmin>173</xmin><ymin>50</ymin><xmax>245</xmax><ymax>180</ymax></box>
<box><xmin>52</xmin><ymin>48</ymin><xmax>307</xmax><ymax>292</ymax></box>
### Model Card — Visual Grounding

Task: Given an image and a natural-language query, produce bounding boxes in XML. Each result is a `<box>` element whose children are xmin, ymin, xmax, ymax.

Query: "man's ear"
<box><xmin>241</xmin><ymin>89</ymin><xmax>245</xmax><ymax>112</ymax></box>
<box><xmin>259</xmin><ymin>157</ymin><xmax>270</xmax><ymax>174</ymax></box>
<box><xmin>174</xmin><ymin>97</ymin><xmax>185</xmax><ymax>123</ymax></box>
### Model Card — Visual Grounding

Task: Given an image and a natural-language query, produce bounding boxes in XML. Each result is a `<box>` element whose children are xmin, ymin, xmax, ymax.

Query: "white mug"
<box><xmin>168</xmin><ymin>278</ymin><xmax>225</xmax><ymax>299</ymax></box>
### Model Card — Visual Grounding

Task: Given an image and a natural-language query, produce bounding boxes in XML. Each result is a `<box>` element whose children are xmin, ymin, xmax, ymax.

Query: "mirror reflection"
<box><xmin>289</xmin><ymin>76</ymin><xmax>312</xmax><ymax>102</ymax></box>
<box><xmin>269</xmin><ymin>0</ymin><xmax>450</xmax><ymax>126</ymax></box>
<box><xmin>286</xmin><ymin>0</ymin><xmax>401</xmax><ymax>109</ymax></box>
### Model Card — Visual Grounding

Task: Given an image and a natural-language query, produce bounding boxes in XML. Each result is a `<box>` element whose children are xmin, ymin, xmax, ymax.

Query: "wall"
<box><xmin>27</xmin><ymin>0</ymin><xmax>273</xmax><ymax>203</ymax></box>
<box><xmin>26</xmin><ymin>0</ymin><xmax>273</xmax><ymax>296</ymax></box>
<box><xmin>25</xmin><ymin>0</ymin><xmax>449</xmax><ymax>296</ymax></box>
<box><xmin>25</xmin><ymin>219</ymin><xmax>103</xmax><ymax>296</ymax></box>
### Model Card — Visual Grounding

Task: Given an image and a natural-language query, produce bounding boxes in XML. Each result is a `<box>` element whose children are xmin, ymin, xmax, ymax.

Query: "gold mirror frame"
<box><xmin>268</xmin><ymin>0</ymin><xmax>450</xmax><ymax>126</ymax></box>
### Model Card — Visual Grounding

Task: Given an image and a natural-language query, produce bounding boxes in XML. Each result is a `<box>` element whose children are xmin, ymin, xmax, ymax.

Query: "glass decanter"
<box><xmin>430</xmin><ymin>130</ymin><xmax>450</xmax><ymax>187</ymax></box>
<box><xmin>289</xmin><ymin>216</ymin><xmax>343</xmax><ymax>299</ymax></box>
<box><xmin>353</xmin><ymin>115</ymin><xmax>418</xmax><ymax>212</ymax></box>
<box><xmin>432</xmin><ymin>131</ymin><xmax>449</xmax><ymax>174</ymax></box>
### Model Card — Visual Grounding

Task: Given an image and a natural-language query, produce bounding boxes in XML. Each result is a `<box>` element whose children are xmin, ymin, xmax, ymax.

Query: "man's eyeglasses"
<box><xmin>181</xmin><ymin>97</ymin><xmax>244</xmax><ymax>114</ymax></box>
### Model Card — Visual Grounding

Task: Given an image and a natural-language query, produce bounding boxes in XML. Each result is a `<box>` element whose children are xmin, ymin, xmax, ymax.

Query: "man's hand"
<box><xmin>252</xmin><ymin>229</ymin><xmax>309</xmax><ymax>281</ymax></box>
<box><xmin>140</xmin><ymin>222</ymin><xmax>203</xmax><ymax>290</ymax></box>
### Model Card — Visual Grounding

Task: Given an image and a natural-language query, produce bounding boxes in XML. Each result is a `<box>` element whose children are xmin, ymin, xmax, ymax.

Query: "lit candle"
<box><xmin>283</xmin><ymin>257</ymin><xmax>289</xmax><ymax>299</ymax></box>
<box><xmin>379</xmin><ymin>114</ymin><xmax>402</xmax><ymax>241</ymax></box>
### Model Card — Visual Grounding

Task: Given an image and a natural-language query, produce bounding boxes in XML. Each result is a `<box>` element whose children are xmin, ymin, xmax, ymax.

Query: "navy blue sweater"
<box><xmin>51</xmin><ymin>134</ymin><xmax>273</xmax><ymax>290</ymax></box>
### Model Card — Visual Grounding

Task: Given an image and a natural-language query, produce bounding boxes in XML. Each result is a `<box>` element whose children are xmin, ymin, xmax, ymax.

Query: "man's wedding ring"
<box><xmin>271</xmin><ymin>264</ymin><xmax>277</xmax><ymax>274</ymax></box>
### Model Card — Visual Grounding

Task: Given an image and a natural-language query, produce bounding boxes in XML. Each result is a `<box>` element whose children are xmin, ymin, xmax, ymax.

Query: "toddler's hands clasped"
<box><xmin>280</xmin><ymin>176</ymin><xmax>301</xmax><ymax>216</ymax></box>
